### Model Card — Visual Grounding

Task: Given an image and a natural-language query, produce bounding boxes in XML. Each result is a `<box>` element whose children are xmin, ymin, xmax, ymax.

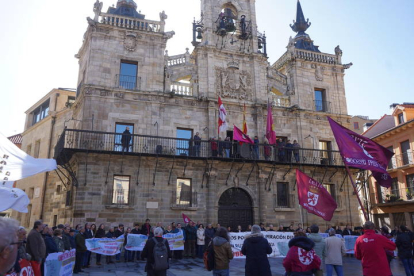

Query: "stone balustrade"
<box><xmin>100</xmin><ymin>13</ymin><xmax>161</xmax><ymax>32</ymax></box>
<box><xmin>273</xmin><ymin>49</ymin><xmax>339</xmax><ymax>70</ymax></box>
<box><xmin>167</xmin><ymin>54</ymin><xmax>189</xmax><ymax>67</ymax></box>
<box><xmin>171</xmin><ymin>82</ymin><xmax>193</xmax><ymax>96</ymax></box>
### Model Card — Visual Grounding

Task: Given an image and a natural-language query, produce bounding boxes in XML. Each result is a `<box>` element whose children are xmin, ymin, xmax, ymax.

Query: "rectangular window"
<box><xmin>34</xmin><ymin>140</ymin><xmax>41</xmax><ymax>158</ymax></box>
<box><xmin>115</xmin><ymin>123</ymin><xmax>134</xmax><ymax>152</ymax></box>
<box><xmin>319</xmin><ymin>140</ymin><xmax>332</xmax><ymax>165</ymax></box>
<box><xmin>407</xmin><ymin>174</ymin><xmax>414</xmax><ymax>190</ymax></box>
<box><xmin>32</xmin><ymin>100</ymin><xmax>50</xmax><ymax>125</ymax></box>
<box><xmin>387</xmin><ymin>146</ymin><xmax>394</xmax><ymax>169</ymax></box>
<box><xmin>376</xmin><ymin>182</ymin><xmax>385</xmax><ymax>203</ymax></box>
<box><xmin>275</xmin><ymin>182</ymin><xmax>289</xmax><ymax>208</ymax></box>
<box><xmin>65</xmin><ymin>190</ymin><xmax>72</xmax><ymax>206</ymax></box>
<box><xmin>401</xmin><ymin>140</ymin><xmax>411</xmax><ymax>166</ymax></box>
<box><xmin>391</xmin><ymin>178</ymin><xmax>399</xmax><ymax>198</ymax></box>
<box><xmin>112</xmin><ymin>175</ymin><xmax>130</xmax><ymax>205</ymax></box>
<box><xmin>66</xmin><ymin>96</ymin><xmax>76</xmax><ymax>107</ymax></box>
<box><xmin>176</xmin><ymin>128</ymin><xmax>193</xmax><ymax>156</ymax></box>
<box><xmin>27</xmin><ymin>144</ymin><xmax>32</xmax><ymax>155</ymax></box>
<box><xmin>314</xmin><ymin>89</ymin><xmax>327</xmax><ymax>112</ymax></box>
<box><xmin>119</xmin><ymin>61</ymin><xmax>138</xmax><ymax>90</ymax></box>
<box><xmin>28</xmin><ymin>188</ymin><xmax>34</xmax><ymax>199</ymax></box>
<box><xmin>323</xmin><ymin>184</ymin><xmax>336</xmax><ymax>199</ymax></box>
<box><xmin>176</xmin><ymin>178</ymin><xmax>192</xmax><ymax>206</ymax></box>
<box><xmin>353</xmin><ymin>122</ymin><xmax>359</xmax><ymax>129</ymax></box>
<box><xmin>398</xmin><ymin>113</ymin><xmax>405</xmax><ymax>124</ymax></box>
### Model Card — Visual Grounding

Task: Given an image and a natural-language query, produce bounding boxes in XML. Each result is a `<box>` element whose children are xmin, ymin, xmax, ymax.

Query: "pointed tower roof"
<box><xmin>289</xmin><ymin>0</ymin><xmax>320</xmax><ymax>52</ymax></box>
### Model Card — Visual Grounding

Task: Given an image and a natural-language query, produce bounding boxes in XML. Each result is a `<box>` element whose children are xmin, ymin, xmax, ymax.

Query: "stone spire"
<box><xmin>289</xmin><ymin>0</ymin><xmax>319</xmax><ymax>52</ymax></box>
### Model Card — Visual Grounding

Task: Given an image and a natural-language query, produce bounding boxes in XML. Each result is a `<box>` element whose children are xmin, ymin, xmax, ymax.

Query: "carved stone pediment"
<box><xmin>215</xmin><ymin>67</ymin><xmax>252</xmax><ymax>100</ymax></box>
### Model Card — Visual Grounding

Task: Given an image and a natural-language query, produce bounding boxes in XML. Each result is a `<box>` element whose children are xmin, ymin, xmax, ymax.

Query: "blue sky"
<box><xmin>0</xmin><ymin>0</ymin><xmax>412</xmax><ymax>137</ymax></box>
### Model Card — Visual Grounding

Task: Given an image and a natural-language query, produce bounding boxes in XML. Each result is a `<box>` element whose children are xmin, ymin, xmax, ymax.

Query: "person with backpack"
<box><xmin>142</xmin><ymin>227</ymin><xmax>172</xmax><ymax>276</ymax></box>
<box><xmin>212</xmin><ymin>227</ymin><xmax>233</xmax><ymax>276</ymax></box>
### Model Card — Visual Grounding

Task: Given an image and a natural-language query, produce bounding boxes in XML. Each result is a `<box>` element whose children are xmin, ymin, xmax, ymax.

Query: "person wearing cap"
<box><xmin>68</xmin><ymin>229</ymin><xmax>76</xmax><ymax>249</ymax></box>
<box><xmin>241</xmin><ymin>225</ymin><xmax>272</xmax><ymax>276</ymax></box>
<box><xmin>324</xmin><ymin>228</ymin><xmax>346</xmax><ymax>276</ymax></box>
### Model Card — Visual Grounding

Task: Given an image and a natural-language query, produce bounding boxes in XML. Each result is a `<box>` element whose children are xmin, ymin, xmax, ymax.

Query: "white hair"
<box><xmin>0</xmin><ymin>218</ymin><xmax>19</xmax><ymax>252</ymax></box>
<box><xmin>154</xmin><ymin>227</ymin><xmax>164</xmax><ymax>237</ymax></box>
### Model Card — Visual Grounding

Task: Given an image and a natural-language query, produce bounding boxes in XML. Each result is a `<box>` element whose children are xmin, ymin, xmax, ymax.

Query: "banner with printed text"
<box><xmin>125</xmin><ymin>232</ymin><xmax>185</xmax><ymax>251</ymax></box>
<box><xmin>85</xmin><ymin>236</ymin><xmax>124</xmax><ymax>256</ymax></box>
<box><xmin>44</xmin><ymin>249</ymin><xmax>76</xmax><ymax>276</ymax></box>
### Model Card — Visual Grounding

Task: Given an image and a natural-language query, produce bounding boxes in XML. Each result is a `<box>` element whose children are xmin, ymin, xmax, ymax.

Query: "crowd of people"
<box><xmin>1</xmin><ymin>216</ymin><xmax>414</xmax><ymax>276</ymax></box>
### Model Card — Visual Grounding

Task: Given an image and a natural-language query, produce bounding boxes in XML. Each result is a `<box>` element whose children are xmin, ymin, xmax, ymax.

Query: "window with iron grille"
<box><xmin>112</xmin><ymin>175</ymin><xmax>130</xmax><ymax>205</ymax></box>
<box><xmin>119</xmin><ymin>60</ymin><xmax>138</xmax><ymax>90</ymax></box>
<box><xmin>275</xmin><ymin>182</ymin><xmax>290</xmax><ymax>208</ymax></box>
<box><xmin>398</xmin><ymin>113</ymin><xmax>405</xmax><ymax>125</ymax></box>
<box><xmin>176</xmin><ymin>178</ymin><xmax>193</xmax><ymax>207</ymax></box>
<box><xmin>353</xmin><ymin>122</ymin><xmax>359</xmax><ymax>129</ymax></box>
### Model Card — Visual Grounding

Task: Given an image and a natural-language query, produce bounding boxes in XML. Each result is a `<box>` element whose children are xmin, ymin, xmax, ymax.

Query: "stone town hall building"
<box><xmin>14</xmin><ymin>0</ymin><xmax>361</xmax><ymax>230</ymax></box>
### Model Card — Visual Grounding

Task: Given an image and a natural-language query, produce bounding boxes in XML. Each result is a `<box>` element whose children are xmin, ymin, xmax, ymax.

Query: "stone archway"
<box><xmin>218</xmin><ymin>188</ymin><xmax>253</xmax><ymax>231</ymax></box>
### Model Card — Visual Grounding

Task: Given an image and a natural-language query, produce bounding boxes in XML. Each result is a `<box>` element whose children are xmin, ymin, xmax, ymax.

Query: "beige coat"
<box><xmin>324</xmin><ymin>236</ymin><xmax>346</xmax><ymax>265</ymax></box>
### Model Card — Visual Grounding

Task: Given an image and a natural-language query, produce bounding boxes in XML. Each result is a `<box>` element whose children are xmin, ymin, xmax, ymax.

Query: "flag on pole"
<box><xmin>296</xmin><ymin>169</ymin><xmax>337</xmax><ymax>221</ymax></box>
<box><xmin>233</xmin><ymin>125</ymin><xmax>254</xmax><ymax>144</ymax></box>
<box><xmin>182</xmin><ymin>213</ymin><xmax>191</xmax><ymax>224</ymax></box>
<box><xmin>0</xmin><ymin>187</ymin><xmax>30</xmax><ymax>212</ymax></box>
<box><xmin>242</xmin><ymin>103</ymin><xmax>248</xmax><ymax>134</ymax></box>
<box><xmin>0</xmin><ymin>133</ymin><xmax>57</xmax><ymax>188</ymax></box>
<box><xmin>266</xmin><ymin>101</ymin><xmax>277</xmax><ymax>144</ymax></box>
<box><xmin>218</xmin><ymin>97</ymin><xmax>228</xmax><ymax>134</ymax></box>
<box><xmin>327</xmin><ymin>117</ymin><xmax>394</xmax><ymax>188</ymax></box>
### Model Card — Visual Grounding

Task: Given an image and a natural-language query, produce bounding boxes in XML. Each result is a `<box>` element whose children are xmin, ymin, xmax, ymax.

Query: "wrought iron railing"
<box><xmin>371</xmin><ymin>187</ymin><xmax>414</xmax><ymax>205</ymax></box>
<box><xmin>388</xmin><ymin>151</ymin><xmax>414</xmax><ymax>170</ymax></box>
<box><xmin>171</xmin><ymin>191</ymin><xmax>198</xmax><ymax>208</ymax></box>
<box><xmin>54</xmin><ymin>129</ymin><xmax>345</xmax><ymax>167</ymax></box>
<box><xmin>274</xmin><ymin>194</ymin><xmax>295</xmax><ymax>209</ymax></box>
<box><xmin>116</xmin><ymin>75</ymin><xmax>141</xmax><ymax>91</ymax></box>
<box><xmin>314</xmin><ymin>100</ymin><xmax>331</xmax><ymax>112</ymax></box>
<box><xmin>106</xmin><ymin>188</ymin><xmax>135</xmax><ymax>207</ymax></box>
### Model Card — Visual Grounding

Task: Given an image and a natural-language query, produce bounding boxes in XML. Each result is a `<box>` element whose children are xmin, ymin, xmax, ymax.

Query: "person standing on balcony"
<box><xmin>264</xmin><ymin>137</ymin><xmax>271</xmax><ymax>161</ymax></box>
<box><xmin>293</xmin><ymin>140</ymin><xmax>300</xmax><ymax>163</ymax></box>
<box><xmin>277</xmin><ymin>138</ymin><xmax>286</xmax><ymax>162</ymax></box>
<box><xmin>253</xmin><ymin>136</ymin><xmax>259</xmax><ymax>160</ymax></box>
<box><xmin>121</xmin><ymin>127</ymin><xmax>132</xmax><ymax>152</ymax></box>
<box><xmin>224</xmin><ymin>137</ymin><xmax>232</xmax><ymax>158</ymax></box>
<box><xmin>286</xmin><ymin>139</ymin><xmax>293</xmax><ymax>163</ymax></box>
<box><xmin>218</xmin><ymin>137</ymin><xmax>224</xmax><ymax>157</ymax></box>
<box><xmin>210</xmin><ymin>137</ymin><xmax>218</xmax><ymax>157</ymax></box>
<box><xmin>193</xmin><ymin>132</ymin><xmax>201</xmax><ymax>157</ymax></box>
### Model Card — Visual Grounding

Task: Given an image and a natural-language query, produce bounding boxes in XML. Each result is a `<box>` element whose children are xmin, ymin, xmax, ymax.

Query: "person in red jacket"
<box><xmin>283</xmin><ymin>232</ymin><xmax>321</xmax><ymax>276</ymax></box>
<box><xmin>354</xmin><ymin>221</ymin><xmax>396</xmax><ymax>276</ymax></box>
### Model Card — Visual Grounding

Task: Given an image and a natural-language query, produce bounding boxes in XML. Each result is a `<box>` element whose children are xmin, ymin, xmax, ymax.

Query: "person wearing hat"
<box><xmin>241</xmin><ymin>225</ymin><xmax>272</xmax><ymax>276</ymax></box>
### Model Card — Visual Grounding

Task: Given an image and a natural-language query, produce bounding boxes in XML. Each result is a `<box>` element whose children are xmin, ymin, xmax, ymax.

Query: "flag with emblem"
<box><xmin>327</xmin><ymin>117</ymin><xmax>394</xmax><ymax>188</ymax></box>
<box><xmin>233</xmin><ymin>125</ymin><xmax>254</xmax><ymax>144</ymax></box>
<box><xmin>296</xmin><ymin>169</ymin><xmax>337</xmax><ymax>221</ymax></box>
<box><xmin>182</xmin><ymin>213</ymin><xmax>191</xmax><ymax>224</ymax></box>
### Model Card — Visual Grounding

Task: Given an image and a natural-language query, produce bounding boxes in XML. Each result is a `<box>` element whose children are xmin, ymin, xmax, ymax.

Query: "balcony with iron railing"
<box><xmin>388</xmin><ymin>151</ymin><xmax>414</xmax><ymax>170</ymax></box>
<box><xmin>314</xmin><ymin>100</ymin><xmax>331</xmax><ymax>113</ymax></box>
<box><xmin>54</xmin><ymin>129</ymin><xmax>345</xmax><ymax>167</ymax></box>
<box><xmin>106</xmin><ymin>188</ymin><xmax>135</xmax><ymax>208</ymax></box>
<box><xmin>115</xmin><ymin>75</ymin><xmax>141</xmax><ymax>91</ymax></box>
<box><xmin>370</xmin><ymin>187</ymin><xmax>414</xmax><ymax>206</ymax></box>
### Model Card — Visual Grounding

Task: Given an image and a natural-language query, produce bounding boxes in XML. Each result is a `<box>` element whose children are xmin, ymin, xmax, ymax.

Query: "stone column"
<box><xmin>206</xmin><ymin>171</ymin><xmax>217</xmax><ymax>224</ymax></box>
<box><xmin>258</xmin><ymin>172</ymin><xmax>267</xmax><ymax>224</ymax></box>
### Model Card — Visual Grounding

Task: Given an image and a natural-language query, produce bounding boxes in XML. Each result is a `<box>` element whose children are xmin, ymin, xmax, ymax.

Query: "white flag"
<box><xmin>0</xmin><ymin>133</ymin><xmax>57</xmax><ymax>187</ymax></box>
<box><xmin>0</xmin><ymin>187</ymin><xmax>30</xmax><ymax>212</ymax></box>
<box><xmin>218</xmin><ymin>97</ymin><xmax>228</xmax><ymax>132</ymax></box>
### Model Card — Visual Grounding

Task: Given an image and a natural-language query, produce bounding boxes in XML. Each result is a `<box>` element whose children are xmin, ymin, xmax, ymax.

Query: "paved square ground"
<box><xmin>77</xmin><ymin>255</ymin><xmax>407</xmax><ymax>276</ymax></box>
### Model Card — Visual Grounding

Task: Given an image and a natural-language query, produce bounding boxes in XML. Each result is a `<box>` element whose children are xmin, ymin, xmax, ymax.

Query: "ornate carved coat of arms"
<box><xmin>124</xmin><ymin>33</ymin><xmax>137</xmax><ymax>51</ymax></box>
<box><xmin>215</xmin><ymin>67</ymin><xmax>252</xmax><ymax>100</ymax></box>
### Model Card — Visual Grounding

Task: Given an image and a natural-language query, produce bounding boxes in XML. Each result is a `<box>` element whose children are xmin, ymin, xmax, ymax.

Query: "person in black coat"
<box><xmin>205</xmin><ymin>224</ymin><xmax>215</xmax><ymax>247</ymax></box>
<box><xmin>121</xmin><ymin>127</ymin><xmax>132</xmax><ymax>152</ymax></box>
<box><xmin>396</xmin><ymin>225</ymin><xmax>414</xmax><ymax>275</ymax></box>
<box><xmin>142</xmin><ymin>227</ymin><xmax>172</xmax><ymax>276</ymax></box>
<box><xmin>94</xmin><ymin>224</ymin><xmax>106</xmax><ymax>265</ymax></box>
<box><xmin>241</xmin><ymin>225</ymin><xmax>272</xmax><ymax>276</ymax></box>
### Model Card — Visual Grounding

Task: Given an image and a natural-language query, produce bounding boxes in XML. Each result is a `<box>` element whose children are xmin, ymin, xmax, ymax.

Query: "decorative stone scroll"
<box><xmin>215</xmin><ymin>67</ymin><xmax>252</xmax><ymax>100</ymax></box>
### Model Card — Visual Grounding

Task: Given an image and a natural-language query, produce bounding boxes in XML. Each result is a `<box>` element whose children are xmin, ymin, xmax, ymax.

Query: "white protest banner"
<box><xmin>344</xmin><ymin>235</ymin><xmax>358</xmax><ymax>254</ymax></box>
<box><xmin>85</xmin><ymin>236</ymin><xmax>124</xmax><ymax>256</ymax></box>
<box><xmin>125</xmin><ymin>232</ymin><xmax>185</xmax><ymax>251</ymax></box>
<box><xmin>229</xmin><ymin>231</ymin><xmax>295</xmax><ymax>258</ymax></box>
<box><xmin>44</xmin><ymin>249</ymin><xmax>76</xmax><ymax>276</ymax></box>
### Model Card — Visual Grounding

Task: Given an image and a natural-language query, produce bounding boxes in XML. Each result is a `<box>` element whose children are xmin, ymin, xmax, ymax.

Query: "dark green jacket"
<box><xmin>75</xmin><ymin>233</ymin><xmax>87</xmax><ymax>252</ymax></box>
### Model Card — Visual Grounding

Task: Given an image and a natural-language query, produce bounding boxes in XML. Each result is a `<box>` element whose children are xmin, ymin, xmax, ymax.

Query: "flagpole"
<box><xmin>344</xmin><ymin>163</ymin><xmax>369</xmax><ymax>221</ymax></box>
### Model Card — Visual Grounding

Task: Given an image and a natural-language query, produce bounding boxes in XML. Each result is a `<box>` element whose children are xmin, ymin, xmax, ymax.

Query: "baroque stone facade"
<box><xmin>16</xmin><ymin>0</ymin><xmax>363</xmax><ymax>231</ymax></box>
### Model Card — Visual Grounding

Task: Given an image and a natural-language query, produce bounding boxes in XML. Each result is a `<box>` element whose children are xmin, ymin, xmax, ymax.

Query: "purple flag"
<box><xmin>233</xmin><ymin>125</ymin><xmax>254</xmax><ymax>144</ymax></box>
<box><xmin>296</xmin><ymin>169</ymin><xmax>337</xmax><ymax>221</ymax></box>
<box><xmin>328</xmin><ymin>117</ymin><xmax>394</xmax><ymax>188</ymax></box>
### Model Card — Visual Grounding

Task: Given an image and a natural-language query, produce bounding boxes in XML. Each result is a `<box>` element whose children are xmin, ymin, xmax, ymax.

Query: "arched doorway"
<box><xmin>218</xmin><ymin>188</ymin><xmax>253</xmax><ymax>231</ymax></box>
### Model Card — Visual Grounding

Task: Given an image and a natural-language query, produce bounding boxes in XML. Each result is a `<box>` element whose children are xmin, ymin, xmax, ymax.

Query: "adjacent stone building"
<box><xmin>365</xmin><ymin>103</ymin><xmax>414</xmax><ymax>229</ymax></box>
<box><xmin>16</xmin><ymin>0</ymin><xmax>362</xmax><ymax>231</ymax></box>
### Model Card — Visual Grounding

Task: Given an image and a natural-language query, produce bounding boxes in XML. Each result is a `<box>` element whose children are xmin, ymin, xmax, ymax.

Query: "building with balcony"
<box><xmin>15</xmin><ymin>0</ymin><xmax>362</xmax><ymax>231</ymax></box>
<box><xmin>365</xmin><ymin>103</ymin><xmax>414</xmax><ymax>229</ymax></box>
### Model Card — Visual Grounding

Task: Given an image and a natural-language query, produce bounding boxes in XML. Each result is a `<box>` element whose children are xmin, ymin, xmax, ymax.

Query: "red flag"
<box><xmin>296</xmin><ymin>169</ymin><xmax>337</xmax><ymax>221</ymax></box>
<box><xmin>327</xmin><ymin>117</ymin><xmax>394</xmax><ymax>188</ymax></box>
<box><xmin>218</xmin><ymin>97</ymin><xmax>228</xmax><ymax>134</ymax></box>
<box><xmin>266</xmin><ymin>101</ymin><xmax>276</xmax><ymax>144</ymax></box>
<box><xmin>182</xmin><ymin>213</ymin><xmax>191</xmax><ymax>224</ymax></box>
<box><xmin>233</xmin><ymin>125</ymin><xmax>254</xmax><ymax>144</ymax></box>
<box><xmin>242</xmin><ymin>103</ymin><xmax>247</xmax><ymax>134</ymax></box>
